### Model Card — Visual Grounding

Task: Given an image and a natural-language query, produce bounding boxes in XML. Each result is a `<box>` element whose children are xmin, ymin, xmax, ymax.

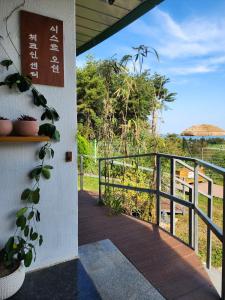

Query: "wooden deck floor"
<box><xmin>78</xmin><ymin>191</ymin><xmax>219</xmax><ymax>300</ymax></box>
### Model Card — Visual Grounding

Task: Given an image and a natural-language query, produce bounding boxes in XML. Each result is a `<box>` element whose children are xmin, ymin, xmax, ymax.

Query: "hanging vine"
<box><xmin>0</xmin><ymin>2</ymin><xmax>60</xmax><ymax>268</ymax></box>
<box><xmin>0</xmin><ymin>57</ymin><xmax>60</xmax><ymax>268</ymax></box>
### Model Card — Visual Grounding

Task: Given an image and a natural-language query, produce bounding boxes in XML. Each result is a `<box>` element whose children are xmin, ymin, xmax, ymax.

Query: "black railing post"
<box><xmin>194</xmin><ymin>162</ymin><xmax>199</xmax><ymax>254</ymax></box>
<box><xmin>156</xmin><ymin>154</ymin><xmax>161</xmax><ymax>226</ymax></box>
<box><xmin>188</xmin><ymin>186</ymin><xmax>194</xmax><ymax>248</ymax></box>
<box><xmin>222</xmin><ymin>175</ymin><xmax>225</xmax><ymax>299</ymax></box>
<box><xmin>80</xmin><ymin>155</ymin><xmax>84</xmax><ymax>191</ymax></box>
<box><xmin>206</xmin><ymin>179</ymin><xmax>212</xmax><ymax>269</ymax></box>
<box><xmin>98</xmin><ymin>158</ymin><xmax>102</xmax><ymax>204</ymax></box>
<box><xmin>170</xmin><ymin>158</ymin><xmax>175</xmax><ymax>235</ymax></box>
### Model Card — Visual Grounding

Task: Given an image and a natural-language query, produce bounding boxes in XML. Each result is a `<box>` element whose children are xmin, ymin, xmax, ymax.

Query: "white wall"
<box><xmin>0</xmin><ymin>0</ymin><xmax>77</xmax><ymax>270</ymax></box>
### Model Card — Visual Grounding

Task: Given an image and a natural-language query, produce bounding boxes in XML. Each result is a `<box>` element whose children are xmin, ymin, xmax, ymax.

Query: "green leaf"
<box><xmin>0</xmin><ymin>59</ymin><xmax>13</xmax><ymax>70</ymax></box>
<box><xmin>5</xmin><ymin>237</ymin><xmax>14</xmax><ymax>253</ymax></box>
<box><xmin>42</xmin><ymin>168</ymin><xmax>51</xmax><ymax>179</ymax></box>
<box><xmin>35</xmin><ymin>210</ymin><xmax>40</xmax><ymax>222</ymax></box>
<box><xmin>16</xmin><ymin>215</ymin><xmax>26</xmax><ymax>230</ymax></box>
<box><xmin>4</xmin><ymin>73</ymin><xmax>20</xmax><ymax>89</ymax></box>
<box><xmin>24</xmin><ymin>225</ymin><xmax>29</xmax><ymax>237</ymax></box>
<box><xmin>41</xmin><ymin>112</ymin><xmax>46</xmax><ymax>120</ymax></box>
<box><xmin>31</xmin><ymin>188</ymin><xmax>40</xmax><ymax>204</ymax></box>
<box><xmin>39</xmin><ymin>123</ymin><xmax>60</xmax><ymax>141</ymax></box>
<box><xmin>16</xmin><ymin>207</ymin><xmax>28</xmax><ymax>218</ymax></box>
<box><xmin>44</xmin><ymin>165</ymin><xmax>53</xmax><ymax>169</ymax></box>
<box><xmin>21</xmin><ymin>189</ymin><xmax>31</xmax><ymax>200</ymax></box>
<box><xmin>17</xmin><ymin>75</ymin><xmax>32</xmax><ymax>92</ymax></box>
<box><xmin>38</xmin><ymin>95</ymin><xmax>47</xmax><ymax>107</ymax></box>
<box><xmin>17</xmin><ymin>237</ymin><xmax>26</xmax><ymax>246</ymax></box>
<box><xmin>32</xmin><ymin>89</ymin><xmax>47</xmax><ymax>107</ymax></box>
<box><xmin>38</xmin><ymin>123</ymin><xmax>56</xmax><ymax>138</ymax></box>
<box><xmin>24</xmin><ymin>250</ymin><xmax>33</xmax><ymax>267</ymax></box>
<box><xmin>39</xmin><ymin>147</ymin><xmax>46</xmax><ymax>159</ymax></box>
<box><xmin>28</xmin><ymin>211</ymin><xmax>34</xmax><ymax>220</ymax></box>
<box><xmin>41</xmin><ymin>107</ymin><xmax>60</xmax><ymax>122</ymax></box>
<box><xmin>52</xmin><ymin>110</ymin><xmax>60</xmax><ymax>121</ymax></box>
<box><xmin>32</xmin><ymin>88</ymin><xmax>38</xmax><ymax>102</ymax></box>
<box><xmin>31</xmin><ymin>232</ymin><xmax>38</xmax><ymax>241</ymax></box>
<box><xmin>32</xmin><ymin>89</ymin><xmax>41</xmax><ymax>107</ymax></box>
<box><xmin>30</xmin><ymin>227</ymin><xmax>33</xmax><ymax>238</ymax></box>
<box><xmin>50</xmin><ymin>149</ymin><xmax>54</xmax><ymax>158</ymax></box>
<box><xmin>39</xmin><ymin>235</ymin><xmax>43</xmax><ymax>246</ymax></box>
<box><xmin>29</xmin><ymin>167</ymin><xmax>42</xmax><ymax>180</ymax></box>
<box><xmin>52</xmin><ymin>129</ymin><xmax>60</xmax><ymax>142</ymax></box>
<box><xmin>45</xmin><ymin>108</ymin><xmax>53</xmax><ymax>120</ymax></box>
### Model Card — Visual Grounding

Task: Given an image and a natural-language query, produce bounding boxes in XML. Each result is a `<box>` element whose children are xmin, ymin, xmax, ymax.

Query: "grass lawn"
<box><xmin>78</xmin><ymin>175</ymin><xmax>99</xmax><ymax>192</ymax></box>
<box><xmin>175</xmin><ymin>194</ymin><xmax>223</xmax><ymax>268</ymax></box>
<box><xmin>208</xmin><ymin>144</ymin><xmax>225</xmax><ymax>149</ymax></box>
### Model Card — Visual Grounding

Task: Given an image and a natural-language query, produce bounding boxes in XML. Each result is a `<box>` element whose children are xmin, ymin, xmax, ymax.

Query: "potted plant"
<box><xmin>0</xmin><ymin>249</ymin><xmax>25</xmax><ymax>299</ymax></box>
<box><xmin>0</xmin><ymin>117</ymin><xmax>13</xmax><ymax>136</ymax></box>
<box><xmin>0</xmin><ymin>198</ymin><xmax>43</xmax><ymax>299</ymax></box>
<box><xmin>14</xmin><ymin>115</ymin><xmax>38</xmax><ymax>136</ymax></box>
<box><xmin>0</xmin><ymin>147</ymin><xmax>48</xmax><ymax>299</ymax></box>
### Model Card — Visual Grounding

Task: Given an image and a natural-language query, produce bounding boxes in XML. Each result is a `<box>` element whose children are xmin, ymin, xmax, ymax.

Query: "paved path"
<box><xmin>79</xmin><ymin>191</ymin><xmax>219</xmax><ymax>300</ymax></box>
<box><xmin>198</xmin><ymin>182</ymin><xmax>223</xmax><ymax>198</ymax></box>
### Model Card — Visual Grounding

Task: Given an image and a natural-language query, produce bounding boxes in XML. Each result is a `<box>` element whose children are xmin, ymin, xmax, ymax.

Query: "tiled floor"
<box><xmin>11</xmin><ymin>259</ymin><xmax>101</xmax><ymax>300</ymax></box>
<box><xmin>80</xmin><ymin>239</ymin><xmax>164</xmax><ymax>300</ymax></box>
<box><xmin>79</xmin><ymin>191</ymin><xmax>219</xmax><ymax>300</ymax></box>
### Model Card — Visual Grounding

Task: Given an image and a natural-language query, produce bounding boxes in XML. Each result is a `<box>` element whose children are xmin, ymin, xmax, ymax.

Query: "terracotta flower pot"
<box><xmin>0</xmin><ymin>120</ymin><xmax>13</xmax><ymax>136</ymax></box>
<box><xmin>14</xmin><ymin>120</ymin><xmax>39</xmax><ymax>136</ymax></box>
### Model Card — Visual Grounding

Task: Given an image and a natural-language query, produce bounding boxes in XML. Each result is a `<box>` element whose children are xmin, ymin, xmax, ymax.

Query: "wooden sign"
<box><xmin>20</xmin><ymin>10</ymin><xmax>64</xmax><ymax>87</ymax></box>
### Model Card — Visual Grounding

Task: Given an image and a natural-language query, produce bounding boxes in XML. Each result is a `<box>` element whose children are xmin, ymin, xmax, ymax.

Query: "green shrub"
<box><xmin>77</xmin><ymin>134</ymin><xmax>92</xmax><ymax>169</ymax></box>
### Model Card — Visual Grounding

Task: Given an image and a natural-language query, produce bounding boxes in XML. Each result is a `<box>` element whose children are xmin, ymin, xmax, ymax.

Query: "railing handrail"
<box><xmin>79</xmin><ymin>151</ymin><xmax>225</xmax><ymax>175</ymax></box>
<box><xmin>98</xmin><ymin>152</ymin><xmax>225</xmax><ymax>175</ymax></box>
<box><xmin>98</xmin><ymin>152</ymin><xmax>225</xmax><ymax>299</ymax></box>
<box><xmin>98</xmin><ymin>152</ymin><xmax>156</xmax><ymax>161</ymax></box>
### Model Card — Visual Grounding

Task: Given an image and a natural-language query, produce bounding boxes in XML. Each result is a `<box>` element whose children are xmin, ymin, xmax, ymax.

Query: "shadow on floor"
<box><xmin>79</xmin><ymin>190</ymin><xmax>220</xmax><ymax>300</ymax></box>
<box><xmin>11</xmin><ymin>259</ymin><xmax>101</xmax><ymax>300</ymax></box>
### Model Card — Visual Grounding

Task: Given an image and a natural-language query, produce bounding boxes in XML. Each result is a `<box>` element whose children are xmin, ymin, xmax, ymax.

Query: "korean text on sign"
<box><xmin>49</xmin><ymin>25</ymin><xmax>60</xmax><ymax>74</ymax></box>
<box><xmin>28</xmin><ymin>33</ymin><xmax>39</xmax><ymax>78</ymax></box>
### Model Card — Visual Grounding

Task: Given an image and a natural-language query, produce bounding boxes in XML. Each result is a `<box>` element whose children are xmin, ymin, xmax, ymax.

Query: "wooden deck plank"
<box><xmin>78</xmin><ymin>191</ymin><xmax>219</xmax><ymax>300</ymax></box>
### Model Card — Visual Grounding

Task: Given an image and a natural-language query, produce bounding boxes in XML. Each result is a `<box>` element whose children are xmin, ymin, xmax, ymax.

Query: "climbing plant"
<box><xmin>0</xmin><ymin>58</ymin><xmax>60</xmax><ymax>269</ymax></box>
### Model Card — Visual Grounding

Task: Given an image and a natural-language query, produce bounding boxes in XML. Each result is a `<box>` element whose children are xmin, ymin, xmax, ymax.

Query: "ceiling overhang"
<box><xmin>76</xmin><ymin>0</ymin><xmax>164</xmax><ymax>56</ymax></box>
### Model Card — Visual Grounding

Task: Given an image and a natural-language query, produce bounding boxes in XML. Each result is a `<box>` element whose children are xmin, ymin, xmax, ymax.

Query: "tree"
<box><xmin>77</xmin><ymin>56</ymin><xmax>106</xmax><ymax>140</ymax></box>
<box><xmin>76</xmin><ymin>49</ymin><xmax>177</xmax><ymax>154</ymax></box>
<box><xmin>150</xmin><ymin>73</ymin><xmax>176</xmax><ymax>137</ymax></box>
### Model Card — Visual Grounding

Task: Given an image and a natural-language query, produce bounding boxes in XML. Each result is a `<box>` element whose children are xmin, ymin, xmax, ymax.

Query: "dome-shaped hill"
<box><xmin>181</xmin><ymin>124</ymin><xmax>225</xmax><ymax>136</ymax></box>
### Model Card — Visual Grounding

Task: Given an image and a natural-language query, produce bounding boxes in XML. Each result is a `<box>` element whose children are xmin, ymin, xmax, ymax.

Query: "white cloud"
<box><xmin>166</xmin><ymin>55</ymin><xmax>225</xmax><ymax>75</ymax></box>
<box><xmin>156</xmin><ymin>10</ymin><xmax>225</xmax><ymax>58</ymax></box>
<box><xmin>129</xmin><ymin>8</ymin><xmax>225</xmax><ymax>75</ymax></box>
<box><xmin>168</xmin><ymin>65</ymin><xmax>215</xmax><ymax>75</ymax></box>
<box><xmin>207</xmin><ymin>55</ymin><xmax>225</xmax><ymax>65</ymax></box>
<box><xmin>153</xmin><ymin>9</ymin><xmax>188</xmax><ymax>41</ymax></box>
<box><xmin>151</xmin><ymin>8</ymin><xmax>225</xmax><ymax>59</ymax></box>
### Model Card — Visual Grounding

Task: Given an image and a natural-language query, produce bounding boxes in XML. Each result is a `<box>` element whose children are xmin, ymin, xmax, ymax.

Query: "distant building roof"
<box><xmin>181</xmin><ymin>124</ymin><xmax>225</xmax><ymax>136</ymax></box>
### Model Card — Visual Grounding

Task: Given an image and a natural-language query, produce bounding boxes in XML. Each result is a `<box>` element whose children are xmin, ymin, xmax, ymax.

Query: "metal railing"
<box><xmin>98</xmin><ymin>152</ymin><xmax>225</xmax><ymax>299</ymax></box>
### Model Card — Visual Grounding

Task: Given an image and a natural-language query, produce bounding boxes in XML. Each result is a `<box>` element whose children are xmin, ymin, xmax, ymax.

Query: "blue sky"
<box><xmin>77</xmin><ymin>0</ymin><xmax>225</xmax><ymax>134</ymax></box>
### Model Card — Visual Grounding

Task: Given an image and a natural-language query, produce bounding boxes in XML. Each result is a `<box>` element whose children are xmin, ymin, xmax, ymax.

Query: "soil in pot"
<box><xmin>0</xmin><ymin>261</ymin><xmax>20</xmax><ymax>279</ymax></box>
